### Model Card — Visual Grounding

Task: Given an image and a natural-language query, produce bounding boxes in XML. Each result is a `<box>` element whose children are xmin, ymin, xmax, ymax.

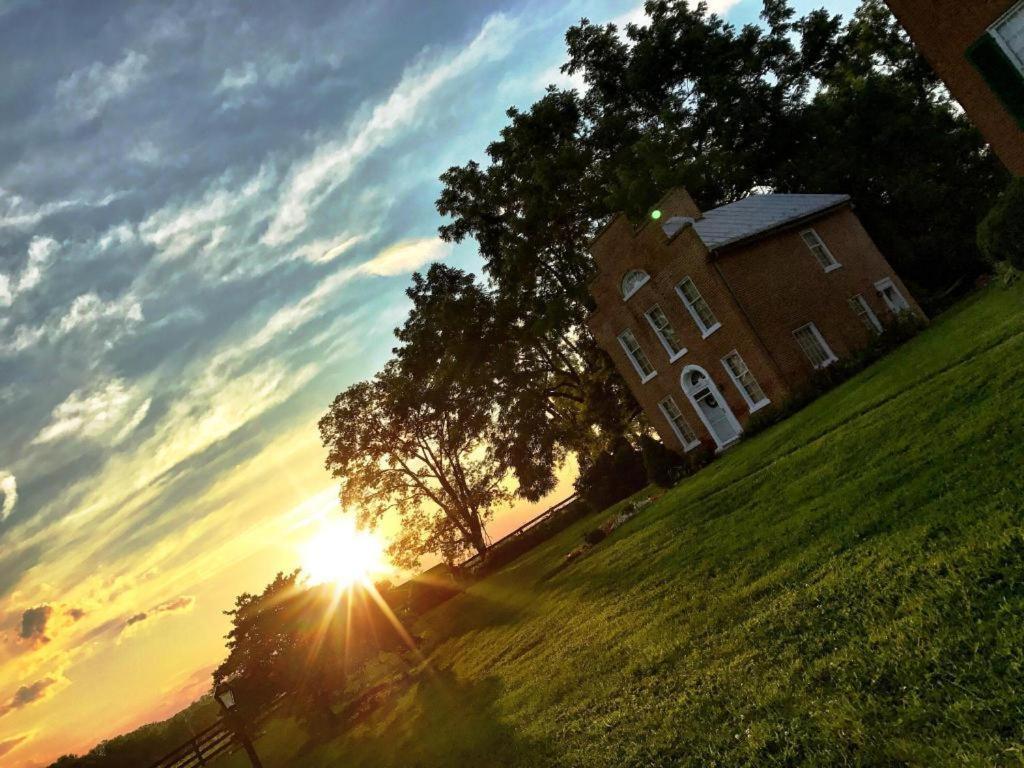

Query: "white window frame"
<box><xmin>720</xmin><ymin>351</ymin><xmax>771</xmax><ymax>413</ymax></box>
<box><xmin>800</xmin><ymin>228</ymin><xmax>841</xmax><ymax>273</ymax></box>
<box><xmin>657</xmin><ymin>395</ymin><xmax>700</xmax><ymax>452</ymax></box>
<box><xmin>849</xmin><ymin>294</ymin><xmax>882</xmax><ymax>334</ymax></box>
<box><xmin>617</xmin><ymin>329</ymin><xmax>657</xmax><ymax>383</ymax></box>
<box><xmin>990</xmin><ymin>1</ymin><xmax>1024</xmax><ymax>73</ymax></box>
<box><xmin>674</xmin><ymin>277</ymin><xmax>721</xmax><ymax>338</ymax></box>
<box><xmin>874</xmin><ymin>277</ymin><xmax>910</xmax><ymax>314</ymax></box>
<box><xmin>621</xmin><ymin>270</ymin><xmax>650</xmax><ymax>300</ymax></box>
<box><xmin>793</xmin><ymin>322</ymin><xmax>837</xmax><ymax>369</ymax></box>
<box><xmin>644</xmin><ymin>304</ymin><xmax>687</xmax><ymax>362</ymax></box>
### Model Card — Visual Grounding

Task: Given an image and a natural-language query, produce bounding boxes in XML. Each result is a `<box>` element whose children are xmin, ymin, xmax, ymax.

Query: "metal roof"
<box><xmin>687</xmin><ymin>193</ymin><xmax>851</xmax><ymax>250</ymax></box>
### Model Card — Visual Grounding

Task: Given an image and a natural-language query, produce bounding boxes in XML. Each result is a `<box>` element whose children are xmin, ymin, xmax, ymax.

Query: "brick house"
<box><xmin>885</xmin><ymin>0</ymin><xmax>1024</xmax><ymax>175</ymax></box>
<box><xmin>586</xmin><ymin>189</ymin><xmax>923</xmax><ymax>453</ymax></box>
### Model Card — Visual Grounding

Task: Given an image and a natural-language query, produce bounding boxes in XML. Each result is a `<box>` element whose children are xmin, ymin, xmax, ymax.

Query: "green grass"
<box><xmin>219</xmin><ymin>284</ymin><xmax>1024</xmax><ymax>767</ymax></box>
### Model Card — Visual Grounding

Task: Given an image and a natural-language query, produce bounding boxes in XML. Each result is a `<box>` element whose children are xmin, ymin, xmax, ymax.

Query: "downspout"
<box><xmin>711</xmin><ymin>255</ymin><xmax>794</xmax><ymax>392</ymax></box>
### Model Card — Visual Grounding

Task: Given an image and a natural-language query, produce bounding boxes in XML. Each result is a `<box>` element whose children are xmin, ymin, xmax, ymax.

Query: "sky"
<box><xmin>0</xmin><ymin>0</ymin><xmax>857</xmax><ymax>765</ymax></box>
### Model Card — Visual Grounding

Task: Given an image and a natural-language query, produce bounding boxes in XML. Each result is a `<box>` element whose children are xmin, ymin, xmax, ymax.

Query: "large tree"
<box><xmin>436</xmin><ymin>0</ymin><xmax>1004</xmax><ymax>490</ymax></box>
<box><xmin>319</xmin><ymin>264</ymin><xmax>513</xmax><ymax>566</ymax></box>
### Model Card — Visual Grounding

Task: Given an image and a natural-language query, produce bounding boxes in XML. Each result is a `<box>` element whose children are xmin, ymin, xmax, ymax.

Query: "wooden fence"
<box><xmin>458</xmin><ymin>493</ymin><xmax>579</xmax><ymax>570</ymax></box>
<box><xmin>145</xmin><ymin>696</ymin><xmax>286</xmax><ymax>768</ymax></box>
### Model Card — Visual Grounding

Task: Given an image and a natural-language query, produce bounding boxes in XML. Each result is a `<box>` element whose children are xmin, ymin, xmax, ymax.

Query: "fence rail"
<box><xmin>146</xmin><ymin>695</ymin><xmax>286</xmax><ymax>768</ymax></box>
<box><xmin>458</xmin><ymin>493</ymin><xmax>579</xmax><ymax>570</ymax></box>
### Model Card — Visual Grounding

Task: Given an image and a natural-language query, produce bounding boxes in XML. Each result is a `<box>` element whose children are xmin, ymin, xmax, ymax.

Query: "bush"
<box><xmin>574</xmin><ymin>439</ymin><xmax>647</xmax><ymax>512</ymax></box>
<box><xmin>583</xmin><ymin>528</ymin><xmax>607</xmax><ymax>546</ymax></box>
<box><xmin>978</xmin><ymin>176</ymin><xmax>1024</xmax><ymax>270</ymax></box>
<box><xmin>639</xmin><ymin>433</ymin><xmax>684</xmax><ymax>487</ymax></box>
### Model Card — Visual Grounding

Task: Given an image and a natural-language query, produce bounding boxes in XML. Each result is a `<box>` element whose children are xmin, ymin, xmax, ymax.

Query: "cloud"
<box><xmin>262</xmin><ymin>13</ymin><xmax>520</xmax><ymax>246</ymax></box>
<box><xmin>124</xmin><ymin>612</ymin><xmax>147</xmax><ymax>627</ymax></box>
<box><xmin>290</xmin><ymin>233</ymin><xmax>369</xmax><ymax>265</ymax></box>
<box><xmin>0</xmin><ymin>677</ymin><xmax>57</xmax><ymax>718</ymax></box>
<box><xmin>0</xmin><ymin>471</ymin><xmax>16</xmax><ymax>522</ymax></box>
<box><xmin>120</xmin><ymin>595</ymin><xmax>195</xmax><ymax>634</ymax></box>
<box><xmin>18</xmin><ymin>606</ymin><xmax>52</xmax><ymax>645</ymax></box>
<box><xmin>0</xmin><ymin>292</ymin><xmax>144</xmax><ymax>357</ymax></box>
<box><xmin>0</xmin><ymin>735</ymin><xmax>28</xmax><ymax>759</ymax></box>
<box><xmin>0</xmin><ymin>237</ymin><xmax>58</xmax><ymax>307</ymax></box>
<box><xmin>216</xmin><ymin>62</ymin><xmax>258</xmax><ymax>93</ymax></box>
<box><xmin>55</xmin><ymin>49</ymin><xmax>149</xmax><ymax>123</ymax></box>
<box><xmin>31</xmin><ymin>378</ymin><xmax>151</xmax><ymax>446</ymax></box>
<box><xmin>66</xmin><ymin>608</ymin><xmax>86</xmax><ymax>622</ymax></box>
<box><xmin>359</xmin><ymin>237</ymin><xmax>450</xmax><ymax>277</ymax></box>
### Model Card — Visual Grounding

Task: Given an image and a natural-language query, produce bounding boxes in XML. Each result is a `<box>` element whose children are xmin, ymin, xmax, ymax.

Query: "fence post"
<box><xmin>193</xmin><ymin>737</ymin><xmax>207</xmax><ymax>766</ymax></box>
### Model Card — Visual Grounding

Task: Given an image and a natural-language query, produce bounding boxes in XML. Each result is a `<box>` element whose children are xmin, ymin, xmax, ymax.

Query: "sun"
<box><xmin>299</xmin><ymin>517</ymin><xmax>390</xmax><ymax>587</ymax></box>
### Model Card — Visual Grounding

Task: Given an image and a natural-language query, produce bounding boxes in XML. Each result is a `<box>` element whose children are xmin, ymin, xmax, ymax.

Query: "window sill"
<box><xmin>814</xmin><ymin>356</ymin><xmax>839</xmax><ymax>370</ymax></box>
<box><xmin>668</xmin><ymin>349</ymin><xmax>688</xmax><ymax>363</ymax></box>
<box><xmin>748</xmin><ymin>399</ymin><xmax>772</xmax><ymax>414</ymax></box>
<box><xmin>823</xmin><ymin>262</ymin><xmax>842</xmax><ymax>273</ymax></box>
<box><xmin>640</xmin><ymin>371</ymin><xmax>658</xmax><ymax>384</ymax></box>
<box><xmin>700</xmin><ymin>323</ymin><xmax>722</xmax><ymax>339</ymax></box>
<box><xmin>681</xmin><ymin>439</ymin><xmax>701</xmax><ymax>453</ymax></box>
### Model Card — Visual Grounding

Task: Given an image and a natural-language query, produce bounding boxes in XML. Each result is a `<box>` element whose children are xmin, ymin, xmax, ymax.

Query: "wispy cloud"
<box><xmin>359</xmin><ymin>237</ymin><xmax>450</xmax><ymax>277</ymax></box>
<box><xmin>0</xmin><ymin>677</ymin><xmax>57</xmax><ymax>718</ymax></box>
<box><xmin>262</xmin><ymin>13</ymin><xmax>521</xmax><ymax>247</ymax></box>
<box><xmin>0</xmin><ymin>472</ymin><xmax>15</xmax><ymax>522</ymax></box>
<box><xmin>31</xmin><ymin>378</ymin><xmax>151</xmax><ymax>446</ymax></box>
<box><xmin>55</xmin><ymin>49</ymin><xmax>149</xmax><ymax>123</ymax></box>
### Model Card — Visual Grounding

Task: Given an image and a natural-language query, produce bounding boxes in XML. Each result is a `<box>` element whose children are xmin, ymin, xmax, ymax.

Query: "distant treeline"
<box><xmin>46</xmin><ymin>696</ymin><xmax>220</xmax><ymax>768</ymax></box>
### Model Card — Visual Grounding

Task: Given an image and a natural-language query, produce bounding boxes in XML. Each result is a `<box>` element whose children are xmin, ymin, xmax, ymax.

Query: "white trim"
<box><xmin>990</xmin><ymin>1</ymin><xmax>1024</xmax><ymax>73</ymax></box>
<box><xmin>800</xmin><ymin>228</ymin><xmax>841</xmax><ymax>273</ymax></box>
<box><xmin>720</xmin><ymin>350</ymin><xmax>771</xmax><ymax>413</ymax></box>
<box><xmin>675</xmin><ymin>277</ymin><xmax>721</xmax><ymax>338</ymax></box>
<box><xmin>874</xmin><ymin>277</ymin><xmax>910</xmax><ymax>314</ymax></box>
<box><xmin>644</xmin><ymin>304</ymin><xmax>688</xmax><ymax>362</ymax></box>
<box><xmin>617</xmin><ymin>329</ymin><xmax>657</xmax><ymax>383</ymax></box>
<box><xmin>680</xmin><ymin>364</ymin><xmax>743</xmax><ymax>451</ymax></box>
<box><xmin>793</xmin><ymin>322</ymin><xmax>837</xmax><ymax>369</ymax></box>
<box><xmin>849</xmin><ymin>293</ymin><xmax>882</xmax><ymax>334</ymax></box>
<box><xmin>621</xmin><ymin>270</ymin><xmax>650</xmax><ymax>300</ymax></box>
<box><xmin>657</xmin><ymin>395</ymin><xmax>701</xmax><ymax>452</ymax></box>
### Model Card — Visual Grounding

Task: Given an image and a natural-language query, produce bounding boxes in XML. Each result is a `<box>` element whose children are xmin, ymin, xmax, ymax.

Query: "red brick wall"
<box><xmin>886</xmin><ymin>0</ymin><xmax>1024</xmax><ymax>175</ymax></box>
<box><xmin>589</xmin><ymin>211</ymin><xmax>791</xmax><ymax>453</ymax></box>
<box><xmin>587</xmin><ymin>200</ymin><xmax>921</xmax><ymax>454</ymax></box>
<box><xmin>714</xmin><ymin>206</ymin><xmax>923</xmax><ymax>389</ymax></box>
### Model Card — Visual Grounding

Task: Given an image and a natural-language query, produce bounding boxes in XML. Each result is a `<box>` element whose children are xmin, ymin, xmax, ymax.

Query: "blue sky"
<box><xmin>0</xmin><ymin>1</ymin><xmax>857</xmax><ymax>763</ymax></box>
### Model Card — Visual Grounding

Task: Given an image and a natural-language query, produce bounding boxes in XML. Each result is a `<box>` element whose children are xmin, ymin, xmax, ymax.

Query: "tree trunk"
<box><xmin>467</xmin><ymin>513</ymin><xmax>487</xmax><ymax>558</ymax></box>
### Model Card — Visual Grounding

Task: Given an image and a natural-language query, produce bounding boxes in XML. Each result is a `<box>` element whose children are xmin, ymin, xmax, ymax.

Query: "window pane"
<box><xmin>659</xmin><ymin>396</ymin><xmax>697</xmax><ymax>446</ymax></box>
<box><xmin>647</xmin><ymin>306</ymin><xmax>683</xmax><ymax>355</ymax></box>
<box><xmin>619</xmin><ymin>329</ymin><xmax>655</xmax><ymax>378</ymax></box>
<box><xmin>724</xmin><ymin>352</ymin><xmax>767</xmax><ymax>406</ymax></box>
<box><xmin>677</xmin><ymin>278</ymin><xmax>719</xmax><ymax>332</ymax></box>
<box><xmin>794</xmin><ymin>325</ymin><xmax>831</xmax><ymax>368</ymax></box>
<box><xmin>622</xmin><ymin>270</ymin><xmax>649</xmax><ymax>298</ymax></box>
<box><xmin>802</xmin><ymin>229</ymin><xmax>837</xmax><ymax>269</ymax></box>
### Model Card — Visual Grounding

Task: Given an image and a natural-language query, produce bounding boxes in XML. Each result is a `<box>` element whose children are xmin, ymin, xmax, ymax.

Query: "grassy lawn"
<box><xmin>219</xmin><ymin>283</ymin><xmax>1024</xmax><ymax>767</ymax></box>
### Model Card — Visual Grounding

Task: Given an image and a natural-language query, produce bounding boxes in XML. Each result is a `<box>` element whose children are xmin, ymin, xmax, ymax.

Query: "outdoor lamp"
<box><xmin>214</xmin><ymin>683</ymin><xmax>237</xmax><ymax>711</ymax></box>
<box><xmin>213</xmin><ymin>682</ymin><xmax>264</xmax><ymax>768</ymax></box>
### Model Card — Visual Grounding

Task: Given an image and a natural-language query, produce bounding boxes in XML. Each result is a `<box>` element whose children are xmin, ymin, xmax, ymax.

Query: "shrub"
<box><xmin>978</xmin><ymin>176</ymin><xmax>1024</xmax><ymax>270</ymax></box>
<box><xmin>583</xmin><ymin>528</ymin><xmax>607</xmax><ymax>546</ymax></box>
<box><xmin>639</xmin><ymin>432</ymin><xmax>684</xmax><ymax>487</ymax></box>
<box><xmin>574</xmin><ymin>439</ymin><xmax>647</xmax><ymax>512</ymax></box>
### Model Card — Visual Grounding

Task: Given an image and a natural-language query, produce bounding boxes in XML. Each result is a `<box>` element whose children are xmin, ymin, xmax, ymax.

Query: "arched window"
<box><xmin>621</xmin><ymin>269</ymin><xmax>650</xmax><ymax>299</ymax></box>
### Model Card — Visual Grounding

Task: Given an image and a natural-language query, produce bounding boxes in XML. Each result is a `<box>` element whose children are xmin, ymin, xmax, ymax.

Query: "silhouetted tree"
<box><xmin>320</xmin><ymin>265</ymin><xmax>513</xmax><ymax>566</ymax></box>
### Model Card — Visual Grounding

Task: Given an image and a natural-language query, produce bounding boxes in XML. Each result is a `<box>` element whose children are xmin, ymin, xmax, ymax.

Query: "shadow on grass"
<box><xmin>301</xmin><ymin>666</ymin><xmax>555</xmax><ymax>768</ymax></box>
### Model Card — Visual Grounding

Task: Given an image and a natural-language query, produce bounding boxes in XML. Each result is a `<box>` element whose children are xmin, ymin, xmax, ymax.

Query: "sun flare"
<box><xmin>299</xmin><ymin>517</ymin><xmax>390</xmax><ymax>587</ymax></box>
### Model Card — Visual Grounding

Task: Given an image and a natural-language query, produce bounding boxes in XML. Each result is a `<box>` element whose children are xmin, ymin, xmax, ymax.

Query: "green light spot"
<box><xmin>650</xmin><ymin>209</ymin><xmax>662</xmax><ymax>220</ymax></box>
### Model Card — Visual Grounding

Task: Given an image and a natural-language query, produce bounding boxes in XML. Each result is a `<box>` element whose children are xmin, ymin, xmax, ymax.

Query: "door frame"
<box><xmin>680</xmin><ymin>364</ymin><xmax>743</xmax><ymax>450</ymax></box>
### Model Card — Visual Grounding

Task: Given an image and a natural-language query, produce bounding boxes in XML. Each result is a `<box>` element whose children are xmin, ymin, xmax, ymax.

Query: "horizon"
<box><xmin>0</xmin><ymin>1</ymin><xmax>859</xmax><ymax>765</ymax></box>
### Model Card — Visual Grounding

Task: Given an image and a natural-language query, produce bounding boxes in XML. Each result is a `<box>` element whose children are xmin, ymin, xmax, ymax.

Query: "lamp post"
<box><xmin>214</xmin><ymin>683</ymin><xmax>265</xmax><ymax>768</ymax></box>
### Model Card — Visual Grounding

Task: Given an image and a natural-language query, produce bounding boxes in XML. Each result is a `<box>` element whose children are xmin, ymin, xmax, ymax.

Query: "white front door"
<box><xmin>681</xmin><ymin>366</ymin><xmax>742</xmax><ymax>449</ymax></box>
<box><xmin>693</xmin><ymin>387</ymin><xmax>740</xmax><ymax>446</ymax></box>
